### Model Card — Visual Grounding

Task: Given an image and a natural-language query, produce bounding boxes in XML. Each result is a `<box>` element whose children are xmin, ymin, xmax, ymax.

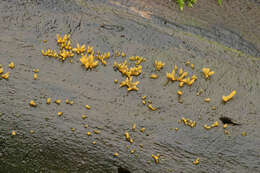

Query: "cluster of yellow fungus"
<box><xmin>222</xmin><ymin>90</ymin><xmax>236</xmax><ymax>103</ymax></box>
<box><xmin>29</xmin><ymin>100</ymin><xmax>37</xmax><ymax>107</ymax></box>
<box><xmin>204</xmin><ymin>121</ymin><xmax>219</xmax><ymax>130</ymax></box>
<box><xmin>193</xmin><ymin>158</ymin><xmax>200</xmax><ymax>165</ymax></box>
<box><xmin>154</xmin><ymin>60</ymin><xmax>165</xmax><ymax>71</ymax></box>
<box><xmin>147</xmin><ymin>104</ymin><xmax>157</xmax><ymax>111</ymax></box>
<box><xmin>120</xmin><ymin>77</ymin><xmax>139</xmax><ymax>91</ymax></box>
<box><xmin>181</xmin><ymin>117</ymin><xmax>196</xmax><ymax>128</ymax></box>
<box><xmin>96</xmin><ymin>51</ymin><xmax>110</xmax><ymax>65</ymax></box>
<box><xmin>129</xmin><ymin>56</ymin><xmax>146</xmax><ymax>65</ymax></box>
<box><xmin>125</xmin><ymin>131</ymin><xmax>134</xmax><ymax>143</ymax></box>
<box><xmin>166</xmin><ymin>65</ymin><xmax>197</xmax><ymax>87</ymax></box>
<box><xmin>58</xmin><ymin>112</ymin><xmax>63</xmax><ymax>116</ymax></box>
<box><xmin>80</xmin><ymin>54</ymin><xmax>99</xmax><ymax>70</ymax></box>
<box><xmin>152</xmin><ymin>154</ymin><xmax>160</xmax><ymax>164</ymax></box>
<box><xmin>202</xmin><ymin>68</ymin><xmax>214</xmax><ymax>79</ymax></box>
<box><xmin>55</xmin><ymin>99</ymin><xmax>61</xmax><ymax>105</ymax></box>
<box><xmin>72</xmin><ymin>43</ymin><xmax>86</xmax><ymax>54</ymax></box>
<box><xmin>1</xmin><ymin>72</ymin><xmax>9</xmax><ymax>79</ymax></box>
<box><xmin>140</xmin><ymin>128</ymin><xmax>146</xmax><ymax>133</ymax></box>
<box><xmin>85</xmin><ymin>104</ymin><xmax>91</xmax><ymax>109</ymax></box>
<box><xmin>114</xmin><ymin>61</ymin><xmax>142</xmax><ymax>77</ymax></box>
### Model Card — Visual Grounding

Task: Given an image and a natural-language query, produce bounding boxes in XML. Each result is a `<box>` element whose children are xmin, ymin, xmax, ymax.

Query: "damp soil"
<box><xmin>0</xmin><ymin>0</ymin><xmax>260</xmax><ymax>173</ymax></box>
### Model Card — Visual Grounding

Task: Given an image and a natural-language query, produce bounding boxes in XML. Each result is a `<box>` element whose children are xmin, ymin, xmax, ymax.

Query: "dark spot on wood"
<box><xmin>219</xmin><ymin>117</ymin><xmax>240</xmax><ymax>125</ymax></box>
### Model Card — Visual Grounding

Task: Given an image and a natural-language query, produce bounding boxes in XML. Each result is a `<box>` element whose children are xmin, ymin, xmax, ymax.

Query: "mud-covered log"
<box><xmin>1</xmin><ymin>0</ymin><xmax>260</xmax><ymax>172</ymax></box>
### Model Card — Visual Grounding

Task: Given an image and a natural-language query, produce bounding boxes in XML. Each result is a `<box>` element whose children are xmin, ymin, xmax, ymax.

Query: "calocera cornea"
<box><xmin>29</xmin><ymin>100</ymin><xmax>37</xmax><ymax>107</ymax></box>
<box><xmin>154</xmin><ymin>60</ymin><xmax>165</xmax><ymax>71</ymax></box>
<box><xmin>202</xmin><ymin>68</ymin><xmax>214</xmax><ymax>79</ymax></box>
<box><xmin>222</xmin><ymin>90</ymin><xmax>236</xmax><ymax>102</ymax></box>
<box><xmin>193</xmin><ymin>158</ymin><xmax>200</xmax><ymax>165</ymax></box>
<box><xmin>152</xmin><ymin>154</ymin><xmax>160</xmax><ymax>164</ymax></box>
<box><xmin>9</xmin><ymin>62</ymin><xmax>15</xmax><ymax>69</ymax></box>
<box><xmin>147</xmin><ymin>104</ymin><xmax>157</xmax><ymax>111</ymax></box>
<box><xmin>1</xmin><ymin>72</ymin><xmax>9</xmax><ymax>79</ymax></box>
<box><xmin>150</xmin><ymin>74</ymin><xmax>158</xmax><ymax>79</ymax></box>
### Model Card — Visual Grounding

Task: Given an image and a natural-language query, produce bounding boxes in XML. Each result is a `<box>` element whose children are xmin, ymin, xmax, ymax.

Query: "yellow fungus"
<box><xmin>140</xmin><ymin>128</ymin><xmax>146</xmax><ymax>133</ymax></box>
<box><xmin>179</xmin><ymin>81</ymin><xmax>184</xmax><ymax>87</ymax></box>
<box><xmin>178</xmin><ymin>68</ymin><xmax>183</xmax><ymax>75</ymax></box>
<box><xmin>114</xmin><ymin>79</ymin><xmax>118</xmax><ymax>83</ymax></box>
<box><xmin>191</xmin><ymin>64</ymin><xmax>194</xmax><ymax>69</ymax></box>
<box><xmin>154</xmin><ymin>60</ymin><xmax>165</xmax><ymax>71</ymax></box>
<box><xmin>132</xmin><ymin>123</ymin><xmax>136</xmax><ymax>131</ymax></box>
<box><xmin>92</xmin><ymin>141</ymin><xmax>96</xmax><ymax>145</ymax></box>
<box><xmin>204</xmin><ymin>98</ymin><xmax>211</xmax><ymax>102</ymax></box>
<box><xmin>166</xmin><ymin>69</ymin><xmax>176</xmax><ymax>81</ymax></box>
<box><xmin>211</xmin><ymin>121</ymin><xmax>219</xmax><ymax>127</ymax></box>
<box><xmin>33</xmin><ymin>73</ymin><xmax>38</xmax><ymax>80</ymax></box>
<box><xmin>33</xmin><ymin>69</ymin><xmax>39</xmax><ymax>73</ymax></box>
<box><xmin>58</xmin><ymin>112</ymin><xmax>63</xmax><ymax>116</ymax></box>
<box><xmin>46</xmin><ymin>98</ymin><xmax>51</xmax><ymax>104</ymax></box>
<box><xmin>80</xmin><ymin>54</ymin><xmax>99</xmax><ymax>70</ymax></box>
<box><xmin>150</xmin><ymin>74</ymin><xmax>158</xmax><ymax>79</ymax></box>
<box><xmin>71</xmin><ymin>128</ymin><xmax>75</xmax><ymax>131</ymax></box>
<box><xmin>181</xmin><ymin>117</ymin><xmax>196</xmax><ymax>128</ymax></box>
<box><xmin>2</xmin><ymin>72</ymin><xmax>9</xmax><ymax>79</ymax></box>
<box><xmin>69</xmin><ymin>101</ymin><xmax>74</xmax><ymax>105</ymax></box>
<box><xmin>125</xmin><ymin>132</ymin><xmax>130</xmax><ymax>141</ymax></box>
<box><xmin>86</xmin><ymin>46</ymin><xmax>94</xmax><ymax>54</ymax></box>
<box><xmin>204</xmin><ymin>125</ymin><xmax>211</xmax><ymax>130</ymax></box>
<box><xmin>130</xmin><ymin>139</ymin><xmax>134</xmax><ymax>143</ymax></box>
<box><xmin>87</xmin><ymin>132</ymin><xmax>92</xmax><ymax>136</ymax></box>
<box><xmin>120</xmin><ymin>77</ymin><xmax>139</xmax><ymax>91</ymax></box>
<box><xmin>11</xmin><ymin>130</ymin><xmax>16</xmax><ymax>136</ymax></box>
<box><xmin>202</xmin><ymin>68</ymin><xmax>214</xmax><ymax>79</ymax></box>
<box><xmin>139</xmin><ymin>144</ymin><xmax>143</xmax><ymax>148</ymax></box>
<box><xmin>142</xmin><ymin>100</ymin><xmax>146</xmax><ymax>105</ymax></box>
<box><xmin>82</xmin><ymin>114</ymin><xmax>87</xmax><ymax>120</ymax></box>
<box><xmin>223</xmin><ymin>124</ymin><xmax>228</xmax><ymax>129</ymax></box>
<box><xmin>175</xmin><ymin>128</ymin><xmax>179</xmax><ymax>131</ymax></box>
<box><xmin>113</xmin><ymin>152</ymin><xmax>119</xmax><ymax>157</ymax></box>
<box><xmin>212</xmin><ymin>106</ymin><xmax>217</xmax><ymax>110</ymax></box>
<box><xmin>84</xmin><ymin>124</ymin><xmax>88</xmax><ymax>128</ymax></box>
<box><xmin>193</xmin><ymin>158</ymin><xmax>200</xmax><ymax>165</ymax></box>
<box><xmin>29</xmin><ymin>100</ymin><xmax>37</xmax><ymax>107</ymax></box>
<box><xmin>185</xmin><ymin>61</ymin><xmax>190</xmax><ymax>66</ymax></box>
<box><xmin>121</xmin><ymin>52</ymin><xmax>126</xmax><ymax>57</ymax></box>
<box><xmin>55</xmin><ymin>99</ymin><xmax>61</xmax><ymax>104</ymax></box>
<box><xmin>65</xmin><ymin>99</ymin><xmax>69</xmax><ymax>104</ymax></box>
<box><xmin>224</xmin><ymin>130</ymin><xmax>230</xmax><ymax>135</ymax></box>
<box><xmin>130</xmin><ymin>149</ymin><xmax>136</xmax><ymax>154</ymax></box>
<box><xmin>177</xmin><ymin>90</ymin><xmax>182</xmax><ymax>96</ymax></box>
<box><xmin>30</xmin><ymin>130</ymin><xmax>35</xmax><ymax>134</ymax></box>
<box><xmin>222</xmin><ymin>90</ymin><xmax>236</xmax><ymax>103</ymax></box>
<box><xmin>241</xmin><ymin>132</ymin><xmax>247</xmax><ymax>136</ymax></box>
<box><xmin>85</xmin><ymin>104</ymin><xmax>91</xmax><ymax>109</ymax></box>
<box><xmin>178</xmin><ymin>72</ymin><xmax>188</xmax><ymax>81</ymax></box>
<box><xmin>94</xmin><ymin>130</ymin><xmax>100</xmax><ymax>134</ymax></box>
<box><xmin>142</xmin><ymin>96</ymin><xmax>146</xmax><ymax>100</ymax></box>
<box><xmin>148</xmin><ymin>104</ymin><xmax>157</xmax><ymax>111</ymax></box>
<box><xmin>152</xmin><ymin>154</ymin><xmax>160</xmax><ymax>164</ymax></box>
<box><xmin>9</xmin><ymin>62</ymin><xmax>15</xmax><ymax>69</ymax></box>
<box><xmin>43</xmin><ymin>40</ymin><xmax>47</xmax><ymax>43</ymax></box>
<box><xmin>0</xmin><ymin>67</ymin><xmax>3</xmax><ymax>74</ymax></box>
<box><xmin>148</xmin><ymin>100</ymin><xmax>152</xmax><ymax>104</ymax></box>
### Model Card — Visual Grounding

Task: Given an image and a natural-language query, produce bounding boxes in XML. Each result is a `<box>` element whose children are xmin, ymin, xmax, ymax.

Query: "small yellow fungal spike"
<box><xmin>178</xmin><ymin>68</ymin><xmax>183</xmax><ymax>75</ymax></box>
<box><xmin>177</xmin><ymin>90</ymin><xmax>182</xmax><ymax>96</ymax></box>
<box><xmin>94</xmin><ymin>130</ymin><xmax>100</xmax><ymax>134</ymax></box>
<box><xmin>121</xmin><ymin>52</ymin><xmax>126</xmax><ymax>57</ymax></box>
<box><xmin>142</xmin><ymin>100</ymin><xmax>146</xmax><ymax>105</ymax></box>
<box><xmin>125</xmin><ymin>132</ymin><xmax>130</xmax><ymax>141</ymax></box>
<box><xmin>58</xmin><ymin>112</ymin><xmax>63</xmax><ymax>116</ymax></box>
<box><xmin>1</xmin><ymin>72</ymin><xmax>9</xmax><ymax>79</ymax></box>
<box><xmin>87</xmin><ymin>132</ymin><xmax>92</xmax><ymax>136</ymax></box>
<box><xmin>140</xmin><ymin>128</ymin><xmax>146</xmax><ymax>133</ymax></box>
<box><xmin>193</xmin><ymin>158</ymin><xmax>200</xmax><ymax>165</ymax></box>
<box><xmin>222</xmin><ymin>90</ymin><xmax>236</xmax><ymax>103</ymax></box>
<box><xmin>11</xmin><ymin>130</ymin><xmax>16</xmax><ymax>136</ymax></box>
<box><xmin>154</xmin><ymin>60</ymin><xmax>165</xmax><ymax>71</ymax></box>
<box><xmin>204</xmin><ymin>125</ymin><xmax>211</xmax><ymax>130</ymax></box>
<box><xmin>29</xmin><ymin>100</ymin><xmax>37</xmax><ymax>107</ymax></box>
<box><xmin>150</xmin><ymin>74</ymin><xmax>158</xmax><ymax>79</ymax></box>
<box><xmin>114</xmin><ymin>152</ymin><xmax>119</xmax><ymax>157</ymax></box>
<box><xmin>148</xmin><ymin>104</ymin><xmax>157</xmax><ymax>111</ymax></box>
<box><xmin>152</xmin><ymin>154</ymin><xmax>160</xmax><ymax>164</ymax></box>
<box><xmin>241</xmin><ymin>132</ymin><xmax>247</xmax><ymax>136</ymax></box>
<box><xmin>69</xmin><ymin>101</ymin><xmax>74</xmax><ymax>105</ymax></box>
<box><xmin>33</xmin><ymin>73</ymin><xmax>38</xmax><ymax>80</ymax></box>
<box><xmin>71</xmin><ymin>128</ymin><xmax>75</xmax><ymax>131</ymax></box>
<box><xmin>114</xmin><ymin>79</ymin><xmax>118</xmax><ymax>83</ymax></box>
<box><xmin>55</xmin><ymin>100</ymin><xmax>61</xmax><ymax>104</ymax></box>
<box><xmin>82</xmin><ymin>114</ymin><xmax>87</xmax><ymax>120</ymax></box>
<box><xmin>130</xmin><ymin>149</ymin><xmax>136</xmax><ymax>154</ymax></box>
<box><xmin>204</xmin><ymin>98</ymin><xmax>211</xmax><ymax>102</ymax></box>
<box><xmin>132</xmin><ymin>123</ymin><xmax>136</xmax><ymax>131</ymax></box>
<box><xmin>211</xmin><ymin>121</ymin><xmax>219</xmax><ymax>127</ymax></box>
<box><xmin>9</xmin><ymin>62</ymin><xmax>15</xmax><ymax>69</ymax></box>
<box><xmin>85</xmin><ymin>104</ymin><xmax>91</xmax><ymax>109</ymax></box>
<box><xmin>0</xmin><ymin>67</ymin><xmax>3</xmax><ymax>74</ymax></box>
<box><xmin>65</xmin><ymin>99</ymin><xmax>69</xmax><ymax>104</ymax></box>
<box><xmin>84</xmin><ymin>124</ymin><xmax>88</xmax><ymax>128</ymax></box>
<box><xmin>179</xmin><ymin>81</ymin><xmax>184</xmax><ymax>87</ymax></box>
<box><xmin>223</xmin><ymin>124</ymin><xmax>228</xmax><ymax>129</ymax></box>
<box><xmin>92</xmin><ymin>141</ymin><xmax>96</xmax><ymax>145</ymax></box>
<box><xmin>175</xmin><ymin>128</ymin><xmax>179</xmax><ymax>131</ymax></box>
<box><xmin>142</xmin><ymin>96</ymin><xmax>146</xmax><ymax>100</ymax></box>
<box><xmin>191</xmin><ymin>64</ymin><xmax>194</xmax><ymax>69</ymax></box>
<box><xmin>46</xmin><ymin>98</ymin><xmax>51</xmax><ymax>104</ymax></box>
<box><xmin>202</xmin><ymin>68</ymin><xmax>214</xmax><ymax>79</ymax></box>
<box><xmin>33</xmin><ymin>69</ymin><xmax>39</xmax><ymax>73</ymax></box>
